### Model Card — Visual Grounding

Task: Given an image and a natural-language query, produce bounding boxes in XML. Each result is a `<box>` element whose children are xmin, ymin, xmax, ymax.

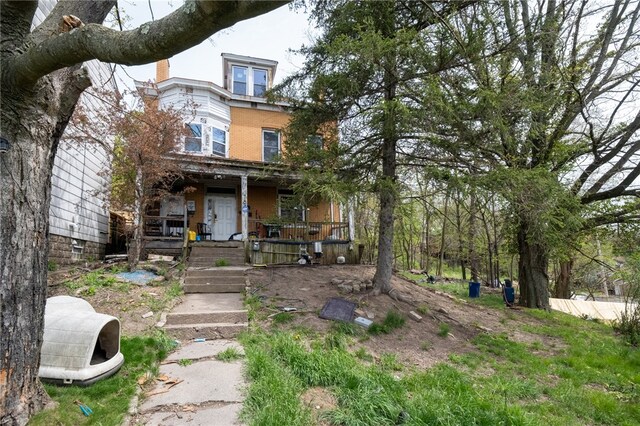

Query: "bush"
<box><xmin>613</xmin><ymin>257</ymin><xmax>640</xmax><ymax>346</ymax></box>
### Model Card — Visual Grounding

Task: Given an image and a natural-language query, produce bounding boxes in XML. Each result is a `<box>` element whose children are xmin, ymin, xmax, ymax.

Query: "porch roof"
<box><xmin>169</xmin><ymin>153</ymin><xmax>301</xmax><ymax>181</ymax></box>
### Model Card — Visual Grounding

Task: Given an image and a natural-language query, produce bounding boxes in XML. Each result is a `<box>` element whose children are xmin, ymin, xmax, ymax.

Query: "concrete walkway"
<box><xmin>134</xmin><ymin>339</ymin><xmax>247</xmax><ymax>426</ymax></box>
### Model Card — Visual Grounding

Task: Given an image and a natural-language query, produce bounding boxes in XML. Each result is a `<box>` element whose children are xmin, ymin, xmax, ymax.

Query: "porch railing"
<box><xmin>249</xmin><ymin>219</ymin><xmax>349</xmax><ymax>241</ymax></box>
<box><xmin>143</xmin><ymin>215</ymin><xmax>188</xmax><ymax>238</ymax></box>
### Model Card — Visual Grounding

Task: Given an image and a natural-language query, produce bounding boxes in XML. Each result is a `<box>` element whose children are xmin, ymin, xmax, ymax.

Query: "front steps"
<box><xmin>183</xmin><ymin>267</ymin><xmax>247</xmax><ymax>293</ymax></box>
<box><xmin>188</xmin><ymin>241</ymin><xmax>246</xmax><ymax>267</ymax></box>
<box><xmin>164</xmin><ymin>242</ymin><xmax>249</xmax><ymax>341</ymax></box>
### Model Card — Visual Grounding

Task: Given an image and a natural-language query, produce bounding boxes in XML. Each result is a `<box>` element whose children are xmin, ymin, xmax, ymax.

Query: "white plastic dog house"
<box><xmin>39</xmin><ymin>296</ymin><xmax>125</xmax><ymax>385</ymax></box>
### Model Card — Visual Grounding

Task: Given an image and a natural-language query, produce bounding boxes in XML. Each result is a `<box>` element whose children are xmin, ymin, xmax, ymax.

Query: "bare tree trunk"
<box><xmin>468</xmin><ymin>188</ymin><xmax>479</xmax><ymax>282</ymax></box>
<box><xmin>1</xmin><ymin>68</ymin><xmax>90</xmax><ymax>424</ymax></box>
<box><xmin>480</xmin><ymin>209</ymin><xmax>493</xmax><ymax>286</ymax></box>
<box><xmin>455</xmin><ymin>191</ymin><xmax>467</xmax><ymax>280</ymax></box>
<box><xmin>596</xmin><ymin>238</ymin><xmax>609</xmax><ymax>299</ymax></box>
<box><xmin>517</xmin><ymin>219</ymin><xmax>550</xmax><ymax>309</ymax></box>
<box><xmin>373</xmin><ymin>28</ymin><xmax>398</xmax><ymax>294</ymax></box>
<box><xmin>555</xmin><ymin>258</ymin><xmax>574</xmax><ymax>299</ymax></box>
<box><xmin>128</xmin><ymin>170</ymin><xmax>144</xmax><ymax>271</ymax></box>
<box><xmin>437</xmin><ymin>189</ymin><xmax>450</xmax><ymax>276</ymax></box>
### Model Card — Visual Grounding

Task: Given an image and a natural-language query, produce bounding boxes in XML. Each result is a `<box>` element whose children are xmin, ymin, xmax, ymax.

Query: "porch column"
<box><xmin>241</xmin><ymin>174</ymin><xmax>248</xmax><ymax>240</ymax></box>
<box><xmin>348</xmin><ymin>197</ymin><xmax>355</xmax><ymax>241</ymax></box>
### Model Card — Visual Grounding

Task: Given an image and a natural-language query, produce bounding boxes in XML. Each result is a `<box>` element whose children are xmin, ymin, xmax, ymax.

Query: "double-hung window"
<box><xmin>278</xmin><ymin>194</ymin><xmax>305</xmax><ymax>221</ymax></box>
<box><xmin>212</xmin><ymin>127</ymin><xmax>226</xmax><ymax>157</ymax></box>
<box><xmin>262</xmin><ymin>129</ymin><xmax>280</xmax><ymax>162</ymax></box>
<box><xmin>184</xmin><ymin>123</ymin><xmax>202</xmax><ymax>153</ymax></box>
<box><xmin>253</xmin><ymin>69</ymin><xmax>268</xmax><ymax>97</ymax></box>
<box><xmin>232</xmin><ymin>66</ymin><xmax>248</xmax><ymax>95</ymax></box>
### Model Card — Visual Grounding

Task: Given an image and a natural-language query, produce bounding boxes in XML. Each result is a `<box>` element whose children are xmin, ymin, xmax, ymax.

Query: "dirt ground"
<box><xmin>48</xmin><ymin>262</ymin><xmax>561</xmax><ymax>364</ymax></box>
<box><xmin>47</xmin><ymin>262</ymin><xmax>183</xmax><ymax>336</ymax></box>
<box><xmin>247</xmin><ymin>264</ymin><xmax>563</xmax><ymax>369</ymax></box>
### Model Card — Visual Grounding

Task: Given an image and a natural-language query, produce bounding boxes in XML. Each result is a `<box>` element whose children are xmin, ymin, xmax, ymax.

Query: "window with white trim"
<box><xmin>212</xmin><ymin>127</ymin><xmax>226</xmax><ymax>157</ymax></box>
<box><xmin>253</xmin><ymin>68</ymin><xmax>268</xmax><ymax>97</ymax></box>
<box><xmin>232</xmin><ymin>65</ymin><xmax>248</xmax><ymax>95</ymax></box>
<box><xmin>278</xmin><ymin>194</ymin><xmax>305</xmax><ymax>221</ymax></box>
<box><xmin>184</xmin><ymin>123</ymin><xmax>202</xmax><ymax>153</ymax></box>
<box><xmin>262</xmin><ymin>129</ymin><xmax>280</xmax><ymax>162</ymax></box>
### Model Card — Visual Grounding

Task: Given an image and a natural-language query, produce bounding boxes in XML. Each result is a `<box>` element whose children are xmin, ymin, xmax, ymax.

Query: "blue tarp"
<box><xmin>116</xmin><ymin>270</ymin><xmax>159</xmax><ymax>285</ymax></box>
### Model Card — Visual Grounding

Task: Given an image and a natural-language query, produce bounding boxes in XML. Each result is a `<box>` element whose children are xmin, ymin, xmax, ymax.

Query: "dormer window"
<box><xmin>232</xmin><ymin>66</ymin><xmax>248</xmax><ymax>95</ymax></box>
<box><xmin>223</xmin><ymin>53</ymin><xmax>277</xmax><ymax>98</ymax></box>
<box><xmin>253</xmin><ymin>69</ymin><xmax>267</xmax><ymax>97</ymax></box>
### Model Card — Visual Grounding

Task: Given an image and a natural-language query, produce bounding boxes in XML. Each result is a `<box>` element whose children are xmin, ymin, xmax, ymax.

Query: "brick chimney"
<box><xmin>156</xmin><ymin>59</ymin><xmax>170</xmax><ymax>82</ymax></box>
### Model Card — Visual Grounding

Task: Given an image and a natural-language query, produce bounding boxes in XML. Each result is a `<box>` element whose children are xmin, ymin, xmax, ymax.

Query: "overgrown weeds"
<box><xmin>239</xmin><ymin>301</ymin><xmax>640</xmax><ymax>426</ymax></box>
<box><xmin>368</xmin><ymin>310</ymin><xmax>405</xmax><ymax>335</ymax></box>
<box><xmin>29</xmin><ymin>333</ymin><xmax>173</xmax><ymax>426</ymax></box>
<box><xmin>216</xmin><ymin>347</ymin><xmax>244</xmax><ymax>362</ymax></box>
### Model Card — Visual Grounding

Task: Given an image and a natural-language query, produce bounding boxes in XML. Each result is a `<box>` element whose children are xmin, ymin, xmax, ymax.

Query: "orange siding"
<box><xmin>248</xmin><ymin>186</ymin><xmax>278</xmax><ymax>220</ymax></box>
<box><xmin>185</xmin><ymin>183</ymin><xmax>206</xmax><ymax>232</ymax></box>
<box><xmin>229</xmin><ymin>106</ymin><xmax>290</xmax><ymax>162</ymax></box>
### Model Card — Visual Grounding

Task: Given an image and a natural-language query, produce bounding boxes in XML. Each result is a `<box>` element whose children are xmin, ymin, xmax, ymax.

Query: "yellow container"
<box><xmin>188</xmin><ymin>230</ymin><xmax>196</xmax><ymax>241</ymax></box>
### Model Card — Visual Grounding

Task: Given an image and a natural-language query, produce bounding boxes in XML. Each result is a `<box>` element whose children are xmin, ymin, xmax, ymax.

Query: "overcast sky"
<box><xmin>117</xmin><ymin>1</ymin><xmax>314</xmax><ymax>89</ymax></box>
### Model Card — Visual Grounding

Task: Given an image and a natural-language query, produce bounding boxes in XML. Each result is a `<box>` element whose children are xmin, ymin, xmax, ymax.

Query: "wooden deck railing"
<box><xmin>249</xmin><ymin>220</ymin><xmax>349</xmax><ymax>241</ymax></box>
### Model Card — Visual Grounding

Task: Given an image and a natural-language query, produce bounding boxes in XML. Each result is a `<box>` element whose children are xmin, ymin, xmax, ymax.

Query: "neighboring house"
<box><xmin>137</xmin><ymin>54</ymin><xmax>356</xmax><ymax>263</ymax></box>
<box><xmin>34</xmin><ymin>1</ymin><xmax>115</xmax><ymax>265</ymax></box>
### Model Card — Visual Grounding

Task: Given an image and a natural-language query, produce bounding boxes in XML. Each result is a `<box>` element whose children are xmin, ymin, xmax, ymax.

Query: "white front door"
<box><xmin>205</xmin><ymin>195</ymin><xmax>237</xmax><ymax>240</ymax></box>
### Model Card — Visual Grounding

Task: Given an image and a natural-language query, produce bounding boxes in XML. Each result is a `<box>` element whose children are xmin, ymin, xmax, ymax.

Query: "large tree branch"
<box><xmin>6</xmin><ymin>0</ymin><xmax>289</xmax><ymax>87</ymax></box>
<box><xmin>0</xmin><ymin>1</ymin><xmax>38</xmax><ymax>51</ymax></box>
<box><xmin>29</xmin><ymin>0</ymin><xmax>116</xmax><ymax>43</ymax></box>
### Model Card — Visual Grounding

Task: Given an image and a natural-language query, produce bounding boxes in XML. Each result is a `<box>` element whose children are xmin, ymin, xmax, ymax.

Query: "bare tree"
<box><xmin>0</xmin><ymin>1</ymin><xmax>287</xmax><ymax>422</ymax></box>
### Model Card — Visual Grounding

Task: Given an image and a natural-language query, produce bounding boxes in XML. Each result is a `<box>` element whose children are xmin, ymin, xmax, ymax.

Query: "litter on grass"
<box><xmin>116</xmin><ymin>270</ymin><xmax>159</xmax><ymax>286</ymax></box>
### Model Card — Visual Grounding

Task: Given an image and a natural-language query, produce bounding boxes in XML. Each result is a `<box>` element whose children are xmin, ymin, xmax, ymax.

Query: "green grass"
<box><xmin>216</xmin><ymin>347</ymin><xmax>244</xmax><ymax>362</ymax></box>
<box><xmin>368</xmin><ymin>310</ymin><xmax>406</xmax><ymax>335</ymax></box>
<box><xmin>437</xmin><ymin>322</ymin><xmax>450</xmax><ymax>337</ymax></box>
<box><xmin>29</xmin><ymin>333</ymin><xmax>174</xmax><ymax>426</ymax></box>
<box><xmin>141</xmin><ymin>280</ymin><xmax>183</xmax><ymax>313</ymax></box>
<box><xmin>239</xmin><ymin>305</ymin><xmax>640</xmax><ymax>426</ymax></box>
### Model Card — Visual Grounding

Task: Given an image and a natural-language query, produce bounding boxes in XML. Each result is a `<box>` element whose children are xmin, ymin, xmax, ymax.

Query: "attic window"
<box><xmin>232</xmin><ymin>66</ymin><xmax>247</xmax><ymax>95</ymax></box>
<box><xmin>253</xmin><ymin>68</ymin><xmax>267</xmax><ymax>97</ymax></box>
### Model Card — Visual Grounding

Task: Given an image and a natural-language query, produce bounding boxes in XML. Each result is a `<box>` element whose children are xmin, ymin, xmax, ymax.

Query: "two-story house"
<box><xmin>137</xmin><ymin>54</ymin><xmax>356</xmax><ymax>264</ymax></box>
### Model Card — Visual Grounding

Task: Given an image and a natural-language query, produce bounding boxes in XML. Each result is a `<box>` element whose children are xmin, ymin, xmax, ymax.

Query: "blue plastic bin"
<box><xmin>469</xmin><ymin>282</ymin><xmax>481</xmax><ymax>298</ymax></box>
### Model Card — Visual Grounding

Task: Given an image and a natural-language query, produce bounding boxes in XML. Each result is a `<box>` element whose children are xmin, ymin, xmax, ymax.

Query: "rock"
<box><xmin>141</xmin><ymin>311</ymin><xmax>153</xmax><ymax>319</ymax></box>
<box><xmin>337</xmin><ymin>284</ymin><xmax>353</xmax><ymax>293</ymax></box>
<box><xmin>352</xmin><ymin>284</ymin><xmax>361</xmax><ymax>292</ymax></box>
<box><xmin>410</xmin><ymin>269</ymin><xmax>424</xmax><ymax>275</ymax></box>
<box><xmin>365</xmin><ymin>310</ymin><xmax>375</xmax><ymax>319</ymax></box>
<box><xmin>342</xmin><ymin>280</ymin><xmax>353</xmax><ymax>286</ymax></box>
<box><xmin>330</xmin><ymin>278</ymin><xmax>342</xmax><ymax>286</ymax></box>
<box><xmin>437</xmin><ymin>307</ymin><xmax>449</xmax><ymax>315</ymax></box>
<box><xmin>364</xmin><ymin>279</ymin><xmax>373</xmax><ymax>289</ymax></box>
<box><xmin>408</xmin><ymin>311</ymin><xmax>423</xmax><ymax>322</ymax></box>
<box><xmin>355</xmin><ymin>308</ymin><xmax>366</xmax><ymax>317</ymax></box>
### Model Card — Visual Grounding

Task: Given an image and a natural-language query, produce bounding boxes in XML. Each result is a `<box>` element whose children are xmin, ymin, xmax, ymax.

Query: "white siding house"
<box><xmin>35</xmin><ymin>1</ymin><xmax>116</xmax><ymax>264</ymax></box>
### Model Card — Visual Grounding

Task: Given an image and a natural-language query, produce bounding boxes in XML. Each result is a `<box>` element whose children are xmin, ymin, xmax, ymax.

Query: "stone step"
<box><xmin>190</xmin><ymin>248</ymin><xmax>245</xmax><ymax>255</ymax></box>
<box><xmin>164</xmin><ymin>322</ymin><xmax>248</xmax><ymax>340</ymax></box>
<box><xmin>165</xmin><ymin>310</ymin><xmax>248</xmax><ymax>326</ymax></box>
<box><xmin>189</xmin><ymin>262</ymin><xmax>246</xmax><ymax>268</ymax></box>
<box><xmin>186</xmin><ymin>268</ymin><xmax>248</xmax><ymax>278</ymax></box>
<box><xmin>184</xmin><ymin>275</ymin><xmax>246</xmax><ymax>286</ymax></box>
<box><xmin>189</xmin><ymin>255</ymin><xmax>246</xmax><ymax>262</ymax></box>
<box><xmin>184</xmin><ymin>283</ymin><xmax>246</xmax><ymax>293</ymax></box>
<box><xmin>191</xmin><ymin>242</ymin><xmax>244</xmax><ymax>249</ymax></box>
